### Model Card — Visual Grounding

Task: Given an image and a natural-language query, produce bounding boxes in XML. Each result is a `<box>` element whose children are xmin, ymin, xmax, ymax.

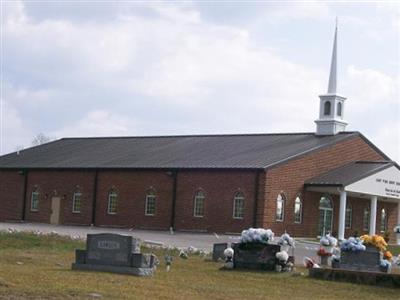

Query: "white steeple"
<box><xmin>327</xmin><ymin>23</ymin><xmax>337</xmax><ymax>94</ymax></box>
<box><xmin>315</xmin><ymin>20</ymin><xmax>347</xmax><ymax>136</ymax></box>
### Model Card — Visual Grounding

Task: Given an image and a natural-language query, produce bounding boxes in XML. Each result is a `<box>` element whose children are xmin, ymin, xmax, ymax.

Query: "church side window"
<box><xmin>345</xmin><ymin>205</ymin><xmax>352</xmax><ymax>228</ymax></box>
<box><xmin>276</xmin><ymin>194</ymin><xmax>285</xmax><ymax>222</ymax></box>
<box><xmin>72</xmin><ymin>192</ymin><xmax>82</xmax><ymax>213</ymax></box>
<box><xmin>145</xmin><ymin>190</ymin><xmax>156</xmax><ymax>216</ymax></box>
<box><xmin>194</xmin><ymin>190</ymin><xmax>205</xmax><ymax>217</ymax></box>
<box><xmin>324</xmin><ymin>101</ymin><xmax>331</xmax><ymax>115</ymax></box>
<box><xmin>233</xmin><ymin>192</ymin><xmax>245</xmax><ymax>219</ymax></box>
<box><xmin>380</xmin><ymin>208</ymin><xmax>387</xmax><ymax>232</ymax></box>
<box><xmin>107</xmin><ymin>191</ymin><xmax>118</xmax><ymax>214</ymax></box>
<box><xmin>294</xmin><ymin>196</ymin><xmax>302</xmax><ymax>224</ymax></box>
<box><xmin>363</xmin><ymin>207</ymin><xmax>370</xmax><ymax>231</ymax></box>
<box><xmin>31</xmin><ymin>191</ymin><xmax>39</xmax><ymax>211</ymax></box>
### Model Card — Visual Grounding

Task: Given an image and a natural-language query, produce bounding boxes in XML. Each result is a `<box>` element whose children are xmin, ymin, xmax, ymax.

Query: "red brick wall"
<box><xmin>263</xmin><ymin>135</ymin><xmax>387</xmax><ymax>237</ymax></box>
<box><xmin>174</xmin><ymin>170</ymin><xmax>257</xmax><ymax>233</ymax></box>
<box><xmin>0</xmin><ymin>171</ymin><xmax>25</xmax><ymax>221</ymax></box>
<box><xmin>95</xmin><ymin>171</ymin><xmax>173</xmax><ymax>230</ymax></box>
<box><xmin>24</xmin><ymin>171</ymin><xmax>96</xmax><ymax>225</ymax></box>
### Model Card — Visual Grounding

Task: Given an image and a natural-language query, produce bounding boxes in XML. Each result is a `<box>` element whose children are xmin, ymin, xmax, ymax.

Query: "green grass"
<box><xmin>0</xmin><ymin>232</ymin><xmax>399</xmax><ymax>299</ymax></box>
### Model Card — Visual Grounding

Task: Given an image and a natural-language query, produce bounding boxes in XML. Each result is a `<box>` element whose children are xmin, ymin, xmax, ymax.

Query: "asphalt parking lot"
<box><xmin>0</xmin><ymin>222</ymin><xmax>320</xmax><ymax>264</ymax></box>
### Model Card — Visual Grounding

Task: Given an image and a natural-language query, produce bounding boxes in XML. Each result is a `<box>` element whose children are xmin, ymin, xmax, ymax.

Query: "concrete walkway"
<box><xmin>0</xmin><ymin>222</ymin><xmax>320</xmax><ymax>264</ymax></box>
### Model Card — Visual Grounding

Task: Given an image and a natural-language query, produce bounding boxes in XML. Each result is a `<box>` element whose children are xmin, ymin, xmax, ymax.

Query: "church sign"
<box><xmin>345</xmin><ymin>166</ymin><xmax>400</xmax><ymax>199</ymax></box>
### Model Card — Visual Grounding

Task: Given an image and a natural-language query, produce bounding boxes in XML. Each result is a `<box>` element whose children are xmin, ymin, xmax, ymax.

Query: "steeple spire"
<box><xmin>327</xmin><ymin>19</ymin><xmax>338</xmax><ymax>94</ymax></box>
<box><xmin>315</xmin><ymin>19</ymin><xmax>347</xmax><ymax>136</ymax></box>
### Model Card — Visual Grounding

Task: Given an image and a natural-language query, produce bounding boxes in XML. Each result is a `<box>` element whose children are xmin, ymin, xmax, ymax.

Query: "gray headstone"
<box><xmin>339</xmin><ymin>246</ymin><xmax>381</xmax><ymax>272</ymax></box>
<box><xmin>212</xmin><ymin>243</ymin><xmax>228</xmax><ymax>261</ymax></box>
<box><xmin>75</xmin><ymin>249</ymin><xmax>86</xmax><ymax>264</ymax></box>
<box><xmin>86</xmin><ymin>233</ymin><xmax>133</xmax><ymax>267</ymax></box>
<box><xmin>232</xmin><ymin>243</ymin><xmax>280</xmax><ymax>270</ymax></box>
<box><xmin>131</xmin><ymin>253</ymin><xmax>155</xmax><ymax>268</ymax></box>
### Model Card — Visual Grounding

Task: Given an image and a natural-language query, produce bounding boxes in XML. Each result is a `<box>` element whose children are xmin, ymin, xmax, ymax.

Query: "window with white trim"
<box><xmin>363</xmin><ymin>207</ymin><xmax>370</xmax><ymax>231</ymax></box>
<box><xmin>107</xmin><ymin>191</ymin><xmax>118</xmax><ymax>214</ymax></box>
<box><xmin>345</xmin><ymin>205</ymin><xmax>352</xmax><ymax>229</ymax></box>
<box><xmin>294</xmin><ymin>196</ymin><xmax>302</xmax><ymax>224</ymax></box>
<box><xmin>72</xmin><ymin>192</ymin><xmax>82</xmax><ymax>213</ymax></box>
<box><xmin>31</xmin><ymin>191</ymin><xmax>39</xmax><ymax>211</ymax></box>
<box><xmin>193</xmin><ymin>190</ymin><xmax>205</xmax><ymax>217</ymax></box>
<box><xmin>145</xmin><ymin>190</ymin><xmax>156</xmax><ymax>216</ymax></box>
<box><xmin>233</xmin><ymin>192</ymin><xmax>245</xmax><ymax>219</ymax></box>
<box><xmin>380</xmin><ymin>208</ymin><xmax>387</xmax><ymax>232</ymax></box>
<box><xmin>276</xmin><ymin>194</ymin><xmax>285</xmax><ymax>222</ymax></box>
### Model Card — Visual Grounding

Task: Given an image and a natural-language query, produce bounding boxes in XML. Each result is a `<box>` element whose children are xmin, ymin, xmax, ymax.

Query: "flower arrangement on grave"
<box><xmin>317</xmin><ymin>234</ymin><xmax>339</xmax><ymax>266</ymax></box>
<box><xmin>223</xmin><ymin>248</ymin><xmax>234</xmax><ymax>269</ymax></box>
<box><xmin>360</xmin><ymin>234</ymin><xmax>387</xmax><ymax>252</ymax></box>
<box><xmin>320</xmin><ymin>233</ymin><xmax>338</xmax><ymax>247</ymax></box>
<box><xmin>239</xmin><ymin>228</ymin><xmax>274</xmax><ymax>249</ymax></box>
<box><xmin>317</xmin><ymin>247</ymin><xmax>332</xmax><ymax>257</ymax></box>
<box><xmin>384</xmin><ymin>250</ymin><xmax>393</xmax><ymax>261</ymax></box>
<box><xmin>340</xmin><ymin>237</ymin><xmax>366</xmax><ymax>252</ymax></box>
<box><xmin>277</xmin><ymin>233</ymin><xmax>295</xmax><ymax>248</ymax></box>
<box><xmin>275</xmin><ymin>233</ymin><xmax>295</xmax><ymax>272</ymax></box>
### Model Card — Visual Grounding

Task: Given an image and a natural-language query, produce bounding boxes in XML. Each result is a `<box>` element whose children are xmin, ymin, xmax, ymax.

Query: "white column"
<box><xmin>369</xmin><ymin>196</ymin><xmax>377</xmax><ymax>236</ymax></box>
<box><xmin>338</xmin><ymin>190</ymin><xmax>347</xmax><ymax>240</ymax></box>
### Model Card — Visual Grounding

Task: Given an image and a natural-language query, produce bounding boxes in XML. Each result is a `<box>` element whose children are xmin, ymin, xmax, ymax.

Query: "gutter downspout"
<box><xmin>91</xmin><ymin>170</ymin><xmax>99</xmax><ymax>226</ymax></box>
<box><xmin>21</xmin><ymin>170</ymin><xmax>28</xmax><ymax>221</ymax></box>
<box><xmin>170</xmin><ymin>170</ymin><xmax>178</xmax><ymax>230</ymax></box>
<box><xmin>252</xmin><ymin>170</ymin><xmax>261</xmax><ymax>228</ymax></box>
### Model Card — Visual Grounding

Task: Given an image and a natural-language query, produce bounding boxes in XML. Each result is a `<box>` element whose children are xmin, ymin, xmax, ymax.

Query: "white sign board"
<box><xmin>345</xmin><ymin>166</ymin><xmax>400</xmax><ymax>199</ymax></box>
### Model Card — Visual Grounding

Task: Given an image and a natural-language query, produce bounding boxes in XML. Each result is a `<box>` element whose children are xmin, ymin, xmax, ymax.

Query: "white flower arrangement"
<box><xmin>240</xmin><ymin>228</ymin><xmax>274</xmax><ymax>244</ymax></box>
<box><xmin>393</xmin><ymin>225</ymin><xmax>400</xmax><ymax>233</ymax></box>
<box><xmin>277</xmin><ymin>233</ymin><xmax>295</xmax><ymax>248</ymax></box>
<box><xmin>320</xmin><ymin>233</ymin><xmax>338</xmax><ymax>247</ymax></box>
<box><xmin>340</xmin><ymin>237</ymin><xmax>366</xmax><ymax>252</ymax></box>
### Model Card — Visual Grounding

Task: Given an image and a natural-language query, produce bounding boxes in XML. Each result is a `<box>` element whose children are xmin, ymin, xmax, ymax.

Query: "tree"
<box><xmin>31</xmin><ymin>133</ymin><xmax>54</xmax><ymax>146</ymax></box>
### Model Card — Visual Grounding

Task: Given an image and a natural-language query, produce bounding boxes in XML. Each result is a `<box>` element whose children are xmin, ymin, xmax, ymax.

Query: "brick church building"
<box><xmin>0</xmin><ymin>26</ymin><xmax>399</xmax><ymax>240</ymax></box>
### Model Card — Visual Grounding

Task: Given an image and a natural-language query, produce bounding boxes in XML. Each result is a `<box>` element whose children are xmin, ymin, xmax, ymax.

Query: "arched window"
<box><xmin>380</xmin><ymin>208</ymin><xmax>387</xmax><ymax>232</ymax></box>
<box><xmin>276</xmin><ymin>193</ymin><xmax>285</xmax><ymax>222</ymax></box>
<box><xmin>318</xmin><ymin>196</ymin><xmax>333</xmax><ymax>236</ymax></box>
<box><xmin>145</xmin><ymin>189</ymin><xmax>156</xmax><ymax>216</ymax></box>
<box><xmin>30</xmin><ymin>189</ymin><xmax>40</xmax><ymax>212</ymax></box>
<box><xmin>107</xmin><ymin>190</ymin><xmax>118</xmax><ymax>214</ymax></box>
<box><xmin>337</xmin><ymin>102</ymin><xmax>342</xmax><ymax>116</ymax></box>
<box><xmin>233</xmin><ymin>191</ymin><xmax>245</xmax><ymax>219</ymax></box>
<box><xmin>363</xmin><ymin>207</ymin><xmax>370</xmax><ymax>231</ymax></box>
<box><xmin>345</xmin><ymin>205</ymin><xmax>352</xmax><ymax>229</ymax></box>
<box><xmin>324</xmin><ymin>101</ymin><xmax>331</xmax><ymax>115</ymax></box>
<box><xmin>72</xmin><ymin>191</ymin><xmax>82</xmax><ymax>213</ymax></box>
<box><xmin>194</xmin><ymin>190</ymin><xmax>205</xmax><ymax>217</ymax></box>
<box><xmin>294</xmin><ymin>196</ymin><xmax>302</xmax><ymax>224</ymax></box>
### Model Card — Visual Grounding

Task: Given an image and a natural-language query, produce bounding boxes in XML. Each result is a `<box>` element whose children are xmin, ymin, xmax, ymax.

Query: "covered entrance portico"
<box><xmin>305</xmin><ymin>161</ymin><xmax>400</xmax><ymax>241</ymax></box>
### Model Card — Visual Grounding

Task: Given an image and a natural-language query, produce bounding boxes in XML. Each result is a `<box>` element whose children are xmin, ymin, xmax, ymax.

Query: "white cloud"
<box><xmin>53</xmin><ymin>110</ymin><xmax>130</xmax><ymax>138</ymax></box>
<box><xmin>1</xmin><ymin>1</ymin><xmax>399</xmax><ymax>163</ymax></box>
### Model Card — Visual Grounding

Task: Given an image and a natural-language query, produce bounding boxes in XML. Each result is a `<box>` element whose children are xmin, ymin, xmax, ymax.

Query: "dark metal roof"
<box><xmin>304</xmin><ymin>161</ymin><xmax>397</xmax><ymax>187</ymax></box>
<box><xmin>0</xmin><ymin>132</ymin><xmax>363</xmax><ymax>170</ymax></box>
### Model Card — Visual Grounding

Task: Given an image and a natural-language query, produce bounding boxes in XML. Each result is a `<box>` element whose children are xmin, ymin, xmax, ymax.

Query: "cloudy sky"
<box><xmin>1</xmin><ymin>0</ymin><xmax>399</xmax><ymax>161</ymax></box>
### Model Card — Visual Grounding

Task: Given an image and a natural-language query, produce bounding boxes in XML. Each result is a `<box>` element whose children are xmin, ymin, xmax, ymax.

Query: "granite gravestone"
<box><xmin>212</xmin><ymin>243</ymin><xmax>228</xmax><ymax>261</ymax></box>
<box><xmin>72</xmin><ymin>233</ymin><xmax>155</xmax><ymax>276</ymax></box>
<box><xmin>336</xmin><ymin>246</ymin><xmax>382</xmax><ymax>272</ymax></box>
<box><xmin>232</xmin><ymin>243</ymin><xmax>280</xmax><ymax>270</ymax></box>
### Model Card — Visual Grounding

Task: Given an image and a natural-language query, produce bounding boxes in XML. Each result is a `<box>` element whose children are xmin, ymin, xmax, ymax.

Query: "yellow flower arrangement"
<box><xmin>384</xmin><ymin>250</ymin><xmax>393</xmax><ymax>261</ymax></box>
<box><xmin>360</xmin><ymin>234</ymin><xmax>388</xmax><ymax>252</ymax></box>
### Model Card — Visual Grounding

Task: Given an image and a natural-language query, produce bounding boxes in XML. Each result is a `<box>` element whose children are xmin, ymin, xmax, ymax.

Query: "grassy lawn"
<box><xmin>0</xmin><ymin>232</ymin><xmax>399</xmax><ymax>299</ymax></box>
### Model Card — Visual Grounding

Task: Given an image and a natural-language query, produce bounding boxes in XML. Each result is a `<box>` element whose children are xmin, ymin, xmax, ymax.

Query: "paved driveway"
<box><xmin>0</xmin><ymin>222</ymin><xmax>320</xmax><ymax>265</ymax></box>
